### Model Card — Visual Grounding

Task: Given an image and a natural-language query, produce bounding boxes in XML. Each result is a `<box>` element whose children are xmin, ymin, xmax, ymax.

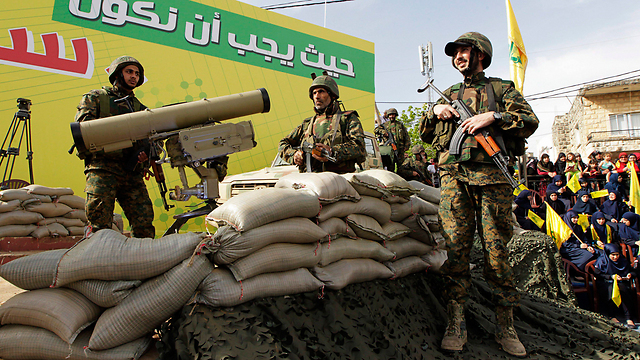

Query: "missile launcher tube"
<box><xmin>71</xmin><ymin>88</ymin><xmax>270</xmax><ymax>154</ymax></box>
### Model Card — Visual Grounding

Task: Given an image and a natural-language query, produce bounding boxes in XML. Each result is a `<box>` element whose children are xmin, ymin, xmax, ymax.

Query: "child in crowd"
<box><xmin>600</xmin><ymin>152</ymin><xmax>615</xmax><ymax>181</ymax></box>
<box><xmin>588</xmin><ymin>211</ymin><xmax>618</xmax><ymax>249</ymax></box>
<box><xmin>565</xmin><ymin>153</ymin><xmax>581</xmax><ymax>183</ymax></box>
<box><xmin>560</xmin><ymin>210</ymin><xmax>596</xmax><ymax>271</ymax></box>
<box><xmin>628</xmin><ymin>153</ymin><xmax>640</xmax><ymax>173</ymax></box>
<box><xmin>573</xmin><ymin>189</ymin><xmax>597</xmax><ymax>215</ymax></box>
<box><xmin>545</xmin><ymin>192</ymin><xmax>566</xmax><ymax>217</ymax></box>
<box><xmin>546</xmin><ymin>175</ymin><xmax>573</xmax><ymax>210</ymax></box>
<box><xmin>593</xmin><ymin>243</ymin><xmax>636</xmax><ymax>329</ymax></box>
<box><xmin>600</xmin><ymin>190</ymin><xmax>627</xmax><ymax>222</ymax></box>
<box><xmin>583</xmin><ymin>159</ymin><xmax>600</xmax><ymax>190</ymax></box>
<box><xmin>555</xmin><ymin>153</ymin><xmax>567</xmax><ymax>178</ymax></box>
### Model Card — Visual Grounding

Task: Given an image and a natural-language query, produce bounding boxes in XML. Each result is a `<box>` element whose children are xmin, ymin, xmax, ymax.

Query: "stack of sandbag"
<box><xmin>0</xmin><ymin>229</ymin><xmax>210</xmax><ymax>358</ymax></box>
<box><xmin>0</xmin><ymin>185</ymin><xmax>86</xmax><ymax>238</ymax></box>
<box><xmin>201</xmin><ymin>187</ymin><xmax>325</xmax><ymax>307</ymax></box>
<box><xmin>198</xmin><ymin>171</ymin><xmax>447</xmax><ymax>308</ymax></box>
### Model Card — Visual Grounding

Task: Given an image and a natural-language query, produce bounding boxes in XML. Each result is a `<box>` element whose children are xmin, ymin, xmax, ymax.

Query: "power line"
<box><xmin>262</xmin><ymin>0</ymin><xmax>353</xmax><ymax>10</ymax></box>
<box><xmin>524</xmin><ymin>69</ymin><xmax>640</xmax><ymax>99</ymax></box>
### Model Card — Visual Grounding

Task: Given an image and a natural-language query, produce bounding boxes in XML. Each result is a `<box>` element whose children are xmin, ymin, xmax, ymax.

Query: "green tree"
<box><xmin>397</xmin><ymin>102</ymin><xmax>437</xmax><ymax>160</ymax></box>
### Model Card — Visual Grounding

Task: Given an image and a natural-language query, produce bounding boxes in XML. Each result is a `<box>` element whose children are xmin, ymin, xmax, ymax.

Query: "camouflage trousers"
<box><xmin>438</xmin><ymin>174</ymin><xmax>519</xmax><ymax>307</ymax></box>
<box><xmin>85</xmin><ymin>169</ymin><xmax>155</xmax><ymax>238</ymax></box>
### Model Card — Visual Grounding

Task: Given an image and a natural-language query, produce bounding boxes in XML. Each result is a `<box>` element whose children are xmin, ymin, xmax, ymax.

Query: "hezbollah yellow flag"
<box><xmin>578</xmin><ymin>214</ymin><xmax>590</xmax><ymax>232</ymax></box>
<box><xmin>545</xmin><ymin>202</ymin><xmax>573</xmax><ymax>248</ymax></box>
<box><xmin>590</xmin><ymin>189</ymin><xmax>609</xmax><ymax>199</ymax></box>
<box><xmin>567</xmin><ymin>173</ymin><xmax>581</xmax><ymax>193</ymax></box>
<box><xmin>612</xmin><ymin>278</ymin><xmax>622</xmax><ymax>307</ymax></box>
<box><xmin>528</xmin><ymin>209</ymin><xmax>545</xmax><ymax>229</ymax></box>
<box><xmin>506</xmin><ymin>0</ymin><xmax>528</xmax><ymax>93</ymax></box>
<box><xmin>513</xmin><ymin>183</ymin><xmax>528</xmax><ymax>196</ymax></box>
<box><xmin>629</xmin><ymin>163</ymin><xmax>640</xmax><ymax>213</ymax></box>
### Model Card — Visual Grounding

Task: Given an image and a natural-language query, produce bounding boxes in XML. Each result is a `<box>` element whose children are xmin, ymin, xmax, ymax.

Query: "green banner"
<box><xmin>52</xmin><ymin>0</ymin><xmax>374</xmax><ymax>93</ymax></box>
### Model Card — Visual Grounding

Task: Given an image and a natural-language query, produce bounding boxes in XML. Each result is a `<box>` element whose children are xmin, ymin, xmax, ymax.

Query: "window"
<box><xmin>609</xmin><ymin>112</ymin><xmax>640</xmax><ymax>137</ymax></box>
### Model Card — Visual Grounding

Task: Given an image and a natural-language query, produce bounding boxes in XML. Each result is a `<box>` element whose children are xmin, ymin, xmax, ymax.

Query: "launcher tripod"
<box><xmin>0</xmin><ymin>98</ymin><xmax>34</xmax><ymax>189</ymax></box>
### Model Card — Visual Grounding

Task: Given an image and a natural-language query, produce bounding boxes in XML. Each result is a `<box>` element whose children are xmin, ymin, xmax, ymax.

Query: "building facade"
<box><xmin>553</xmin><ymin>78</ymin><xmax>640</xmax><ymax>157</ymax></box>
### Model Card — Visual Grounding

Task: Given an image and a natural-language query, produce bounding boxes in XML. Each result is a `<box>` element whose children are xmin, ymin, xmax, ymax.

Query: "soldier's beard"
<box><xmin>116</xmin><ymin>75</ymin><xmax>136</xmax><ymax>92</ymax></box>
<box><xmin>456</xmin><ymin>50</ymin><xmax>480</xmax><ymax>78</ymax></box>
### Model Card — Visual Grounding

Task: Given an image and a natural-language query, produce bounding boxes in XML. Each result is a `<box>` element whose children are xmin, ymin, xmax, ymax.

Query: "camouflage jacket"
<box><xmin>375</xmin><ymin>119</ymin><xmax>411</xmax><ymax>156</ymax></box>
<box><xmin>75</xmin><ymin>85</ymin><xmax>148</xmax><ymax>175</ymax></box>
<box><xmin>279</xmin><ymin>101</ymin><xmax>366</xmax><ymax>173</ymax></box>
<box><xmin>419</xmin><ymin>72</ymin><xmax>538</xmax><ymax>185</ymax></box>
<box><xmin>398</xmin><ymin>156</ymin><xmax>431</xmax><ymax>185</ymax></box>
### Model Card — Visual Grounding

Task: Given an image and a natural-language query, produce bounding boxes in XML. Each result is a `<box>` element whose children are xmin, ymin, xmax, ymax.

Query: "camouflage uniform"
<box><xmin>398</xmin><ymin>155</ymin><xmax>432</xmax><ymax>185</ymax></box>
<box><xmin>374</xmin><ymin>118</ymin><xmax>411</xmax><ymax>167</ymax></box>
<box><xmin>420</xmin><ymin>71</ymin><xmax>538</xmax><ymax>306</ymax></box>
<box><xmin>75</xmin><ymin>84</ymin><xmax>155</xmax><ymax>238</ymax></box>
<box><xmin>279</xmin><ymin>101</ymin><xmax>366</xmax><ymax>174</ymax></box>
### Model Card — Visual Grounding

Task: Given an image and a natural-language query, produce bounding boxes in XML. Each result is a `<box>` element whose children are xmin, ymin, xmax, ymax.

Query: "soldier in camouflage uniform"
<box><xmin>374</xmin><ymin>108</ymin><xmax>411</xmax><ymax>171</ymax></box>
<box><xmin>75</xmin><ymin>56</ymin><xmax>155</xmax><ymax>239</ymax></box>
<box><xmin>278</xmin><ymin>74</ymin><xmax>366</xmax><ymax>174</ymax></box>
<box><xmin>419</xmin><ymin>33</ymin><xmax>538</xmax><ymax>357</ymax></box>
<box><xmin>398</xmin><ymin>144</ymin><xmax>432</xmax><ymax>185</ymax></box>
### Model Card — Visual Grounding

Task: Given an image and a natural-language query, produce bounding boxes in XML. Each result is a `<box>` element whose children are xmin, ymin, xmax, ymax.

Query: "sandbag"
<box><xmin>196</xmin><ymin>267</ymin><xmax>324</xmax><ymax>308</ymax></box>
<box><xmin>318</xmin><ymin>217</ymin><xmax>356</xmax><ymax>240</ymax></box>
<box><xmin>89</xmin><ymin>255</ymin><xmax>213</xmax><ymax>350</ymax></box>
<box><xmin>311</xmin><ymin>258</ymin><xmax>394</xmax><ymax>290</ymax></box>
<box><xmin>0</xmin><ymin>210</ymin><xmax>44</xmax><ymax>226</ymax></box>
<box><xmin>66</xmin><ymin>279</ymin><xmax>142</xmax><ymax>308</ymax></box>
<box><xmin>317</xmin><ymin>196</ymin><xmax>391</xmax><ymax>224</ymax></box>
<box><xmin>408</xmin><ymin>180</ymin><xmax>441</xmax><ymax>204</ymax></box>
<box><xmin>37</xmin><ymin>217</ymin><xmax>85</xmax><ymax>228</ymax></box>
<box><xmin>422</xmin><ymin>214</ymin><xmax>440</xmax><ymax>232</ymax></box>
<box><xmin>275</xmin><ymin>172</ymin><xmax>360</xmax><ymax>204</ymax></box>
<box><xmin>112</xmin><ymin>213</ymin><xmax>124</xmax><ymax>233</ymax></box>
<box><xmin>346</xmin><ymin>214</ymin><xmax>388</xmax><ymax>242</ymax></box>
<box><xmin>340</xmin><ymin>172</ymin><xmax>386</xmax><ymax>198</ymax></box>
<box><xmin>31</xmin><ymin>222</ymin><xmax>70</xmax><ymax>238</ymax></box>
<box><xmin>421</xmin><ymin>248</ymin><xmax>448</xmax><ymax>272</ymax></box>
<box><xmin>0</xmin><ymin>224</ymin><xmax>37</xmax><ymax>238</ymax></box>
<box><xmin>23</xmin><ymin>202</ymin><xmax>72</xmax><ymax>218</ymax></box>
<box><xmin>207</xmin><ymin>187</ymin><xmax>320</xmax><ymax>232</ymax></box>
<box><xmin>52</xmin><ymin>229</ymin><xmax>205</xmax><ymax>287</ymax></box>
<box><xmin>0</xmin><ymin>249</ymin><xmax>65</xmax><ymax>289</ymax></box>
<box><xmin>358</xmin><ymin>169</ymin><xmax>418</xmax><ymax>198</ymax></box>
<box><xmin>0</xmin><ymin>189</ymin><xmax>51</xmax><ymax>203</ymax></box>
<box><xmin>0</xmin><ymin>288</ymin><xmax>101</xmax><ymax>344</ymax></box>
<box><xmin>67</xmin><ymin>226</ymin><xmax>86</xmax><ymax>236</ymax></box>
<box><xmin>228</xmin><ymin>242</ymin><xmax>321</xmax><ymax>281</ymax></box>
<box><xmin>0</xmin><ymin>199</ymin><xmax>20</xmax><ymax>213</ymax></box>
<box><xmin>385</xmin><ymin>237</ymin><xmax>433</xmax><ymax>260</ymax></box>
<box><xmin>431</xmin><ymin>232</ymin><xmax>446</xmax><ymax>247</ymax></box>
<box><xmin>318</xmin><ymin>237</ymin><xmax>395</xmax><ymax>266</ymax></box>
<box><xmin>64</xmin><ymin>209</ymin><xmax>88</xmax><ymax>222</ymax></box>
<box><xmin>401</xmin><ymin>214</ymin><xmax>434</xmax><ymax>245</ymax></box>
<box><xmin>390</xmin><ymin>196</ymin><xmax>439</xmax><ymax>221</ymax></box>
<box><xmin>208</xmin><ymin>218</ymin><xmax>327</xmax><ymax>265</ymax></box>
<box><xmin>381</xmin><ymin>221</ymin><xmax>411</xmax><ymax>241</ymax></box>
<box><xmin>385</xmin><ymin>256</ymin><xmax>429</xmax><ymax>279</ymax></box>
<box><xmin>22</xmin><ymin>184</ymin><xmax>74</xmax><ymax>197</ymax></box>
<box><xmin>0</xmin><ymin>325</ymin><xmax>150</xmax><ymax>360</ymax></box>
<box><xmin>55</xmin><ymin>195</ymin><xmax>86</xmax><ymax>209</ymax></box>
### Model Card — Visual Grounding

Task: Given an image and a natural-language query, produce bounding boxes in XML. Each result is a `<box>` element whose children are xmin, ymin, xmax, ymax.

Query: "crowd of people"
<box><xmin>515</xmin><ymin>150</ymin><xmax>640</xmax><ymax>329</ymax></box>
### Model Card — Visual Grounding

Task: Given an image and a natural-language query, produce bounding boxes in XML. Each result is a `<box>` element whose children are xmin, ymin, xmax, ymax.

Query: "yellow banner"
<box><xmin>590</xmin><ymin>189</ymin><xmax>609</xmax><ymax>198</ymax></box>
<box><xmin>578</xmin><ymin>214</ymin><xmax>591</xmax><ymax>232</ymax></box>
<box><xmin>545</xmin><ymin>201</ymin><xmax>573</xmax><ymax>248</ymax></box>
<box><xmin>567</xmin><ymin>174</ymin><xmax>581</xmax><ymax>193</ymax></box>
<box><xmin>527</xmin><ymin>209</ymin><xmax>544</xmax><ymax>229</ymax></box>
<box><xmin>506</xmin><ymin>0</ymin><xmax>528</xmax><ymax>93</ymax></box>
<box><xmin>629</xmin><ymin>163</ymin><xmax>640</xmax><ymax>213</ymax></box>
<box><xmin>612</xmin><ymin>278</ymin><xmax>622</xmax><ymax>307</ymax></box>
<box><xmin>513</xmin><ymin>183</ymin><xmax>528</xmax><ymax>196</ymax></box>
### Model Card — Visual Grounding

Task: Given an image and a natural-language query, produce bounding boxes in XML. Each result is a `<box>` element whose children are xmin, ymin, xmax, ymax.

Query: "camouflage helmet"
<box><xmin>107</xmin><ymin>56</ymin><xmax>144</xmax><ymax>87</ymax></box>
<box><xmin>444</xmin><ymin>32</ymin><xmax>493</xmax><ymax>69</ymax></box>
<box><xmin>309</xmin><ymin>75</ymin><xmax>339</xmax><ymax>99</ymax></box>
<box><xmin>412</xmin><ymin>144</ymin><xmax>425</xmax><ymax>155</ymax></box>
<box><xmin>385</xmin><ymin>108</ymin><xmax>398</xmax><ymax>117</ymax></box>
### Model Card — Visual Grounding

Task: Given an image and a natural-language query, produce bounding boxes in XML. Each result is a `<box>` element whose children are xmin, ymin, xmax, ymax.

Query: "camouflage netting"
<box><xmin>157</xmin><ymin>231</ymin><xmax>640</xmax><ymax>360</ymax></box>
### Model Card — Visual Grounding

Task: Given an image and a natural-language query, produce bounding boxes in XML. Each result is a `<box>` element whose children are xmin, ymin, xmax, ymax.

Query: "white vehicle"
<box><xmin>218</xmin><ymin>131</ymin><xmax>383</xmax><ymax>202</ymax></box>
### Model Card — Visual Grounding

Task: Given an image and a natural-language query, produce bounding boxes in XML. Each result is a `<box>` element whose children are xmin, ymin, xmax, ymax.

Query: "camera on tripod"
<box><xmin>16</xmin><ymin>98</ymin><xmax>32</xmax><ymax>113</ymax></box>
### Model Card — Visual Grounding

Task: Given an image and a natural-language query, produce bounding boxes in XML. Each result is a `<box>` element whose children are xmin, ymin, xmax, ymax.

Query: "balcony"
<box><xmin>587</xmin><ymin>129</ymin><xmax>640</xmax><ymax>142</ymax></box>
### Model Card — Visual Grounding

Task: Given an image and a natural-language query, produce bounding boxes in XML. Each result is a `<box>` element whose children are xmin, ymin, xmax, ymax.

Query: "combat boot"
<box><xmin>441</xmin><ymin>300</ymin><xmax>467</xmax><ymax>351</ymax></box>
<box><xmin>495</xmin><ymin>306</ymin><xmax>527</xmax><ymax>357</ymax></box>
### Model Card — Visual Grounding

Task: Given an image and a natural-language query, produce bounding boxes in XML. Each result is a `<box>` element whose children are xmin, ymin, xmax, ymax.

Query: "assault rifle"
<box><xmin>300</xmin><ymin>140</ymin><xmax>336</xmax><ymax>173</ymax></box>
<box><xmin>418</xmin><ymin>79</ymin><xmax>519</xmax><ymax>189</ymax></box>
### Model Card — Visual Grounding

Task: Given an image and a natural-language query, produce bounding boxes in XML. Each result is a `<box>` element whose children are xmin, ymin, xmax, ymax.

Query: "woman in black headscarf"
<box><xmin>572</xmin><ymin>189</ymin><xmax>597</xmax><ymax>215</ymax></box>
<box><xmin>555</xmin><ymin>152</ymin><xmax>567</xmax><ymax>177</ymax></box>
<box><xmin>600</xmin><ymin>190</ymin><xmax>627</xmax><ymax>222</ymax></box>
<box><xmin>559</xmin><ymin>210</ymin><xmax>597</xmax><ymax>271</ymax></box>
<box><xmin>544</xmin><ymin>191</ymin><xmax>566</xmax><ymax>217</ymax></box>
<box><xmin>593</xmin><ymin>243</ymin><xmax>636</xmax><ymax>328</ymax></box>
<box><xmin>588</xmin><ymin>211</ymin><xmax>618</xmax><ymax>249</ymax></box>
<box><xmin>513</xmin><ymin>190</ymin><xmax>537</xmax><ymax>230</ymax></box>
<box><xmin>618</xmin><ymin>212</ymin><xmax>640</xmax><ymax>256</ymax></box>
<box><xmin>536</xmin><ymin>153</ymin><xmax>556</xmax><ymax>177</ymax></box>
<box><xmin>546</xmin><ymin>174</ymin><xmax>573</xmax><ymax>210</ymax></box>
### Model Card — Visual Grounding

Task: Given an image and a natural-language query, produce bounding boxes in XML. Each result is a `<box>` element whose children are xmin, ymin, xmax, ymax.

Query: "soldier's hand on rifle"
<box><xmin>313</xmin><ymin>143</ymin><xmax>332</xmax><ymax>162</ymax></box>
<box><xmin>460</xmin><ymin>111</ymin><xmax>495</xmax><ymax>134</ymax></box>
<box><xmin>293</xmin><ymin>150</ymin><xmax>304</xmax><ymax>166</ymax></box>
<box><xmin>434</xmin><ymin>104</ymin><xmax>459</xmax><ymax>120</ymax></box>
<box><xmin>412</xmin><ymin>171</ymin><xmax>419</xmax><ymax>177</ymax></box>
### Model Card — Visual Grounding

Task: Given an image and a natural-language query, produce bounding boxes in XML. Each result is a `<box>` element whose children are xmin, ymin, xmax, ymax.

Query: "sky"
<box><xmin>237</xmin><ymin>0</ymin><xmax>640</xmax><ymax>159</ymax></box>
